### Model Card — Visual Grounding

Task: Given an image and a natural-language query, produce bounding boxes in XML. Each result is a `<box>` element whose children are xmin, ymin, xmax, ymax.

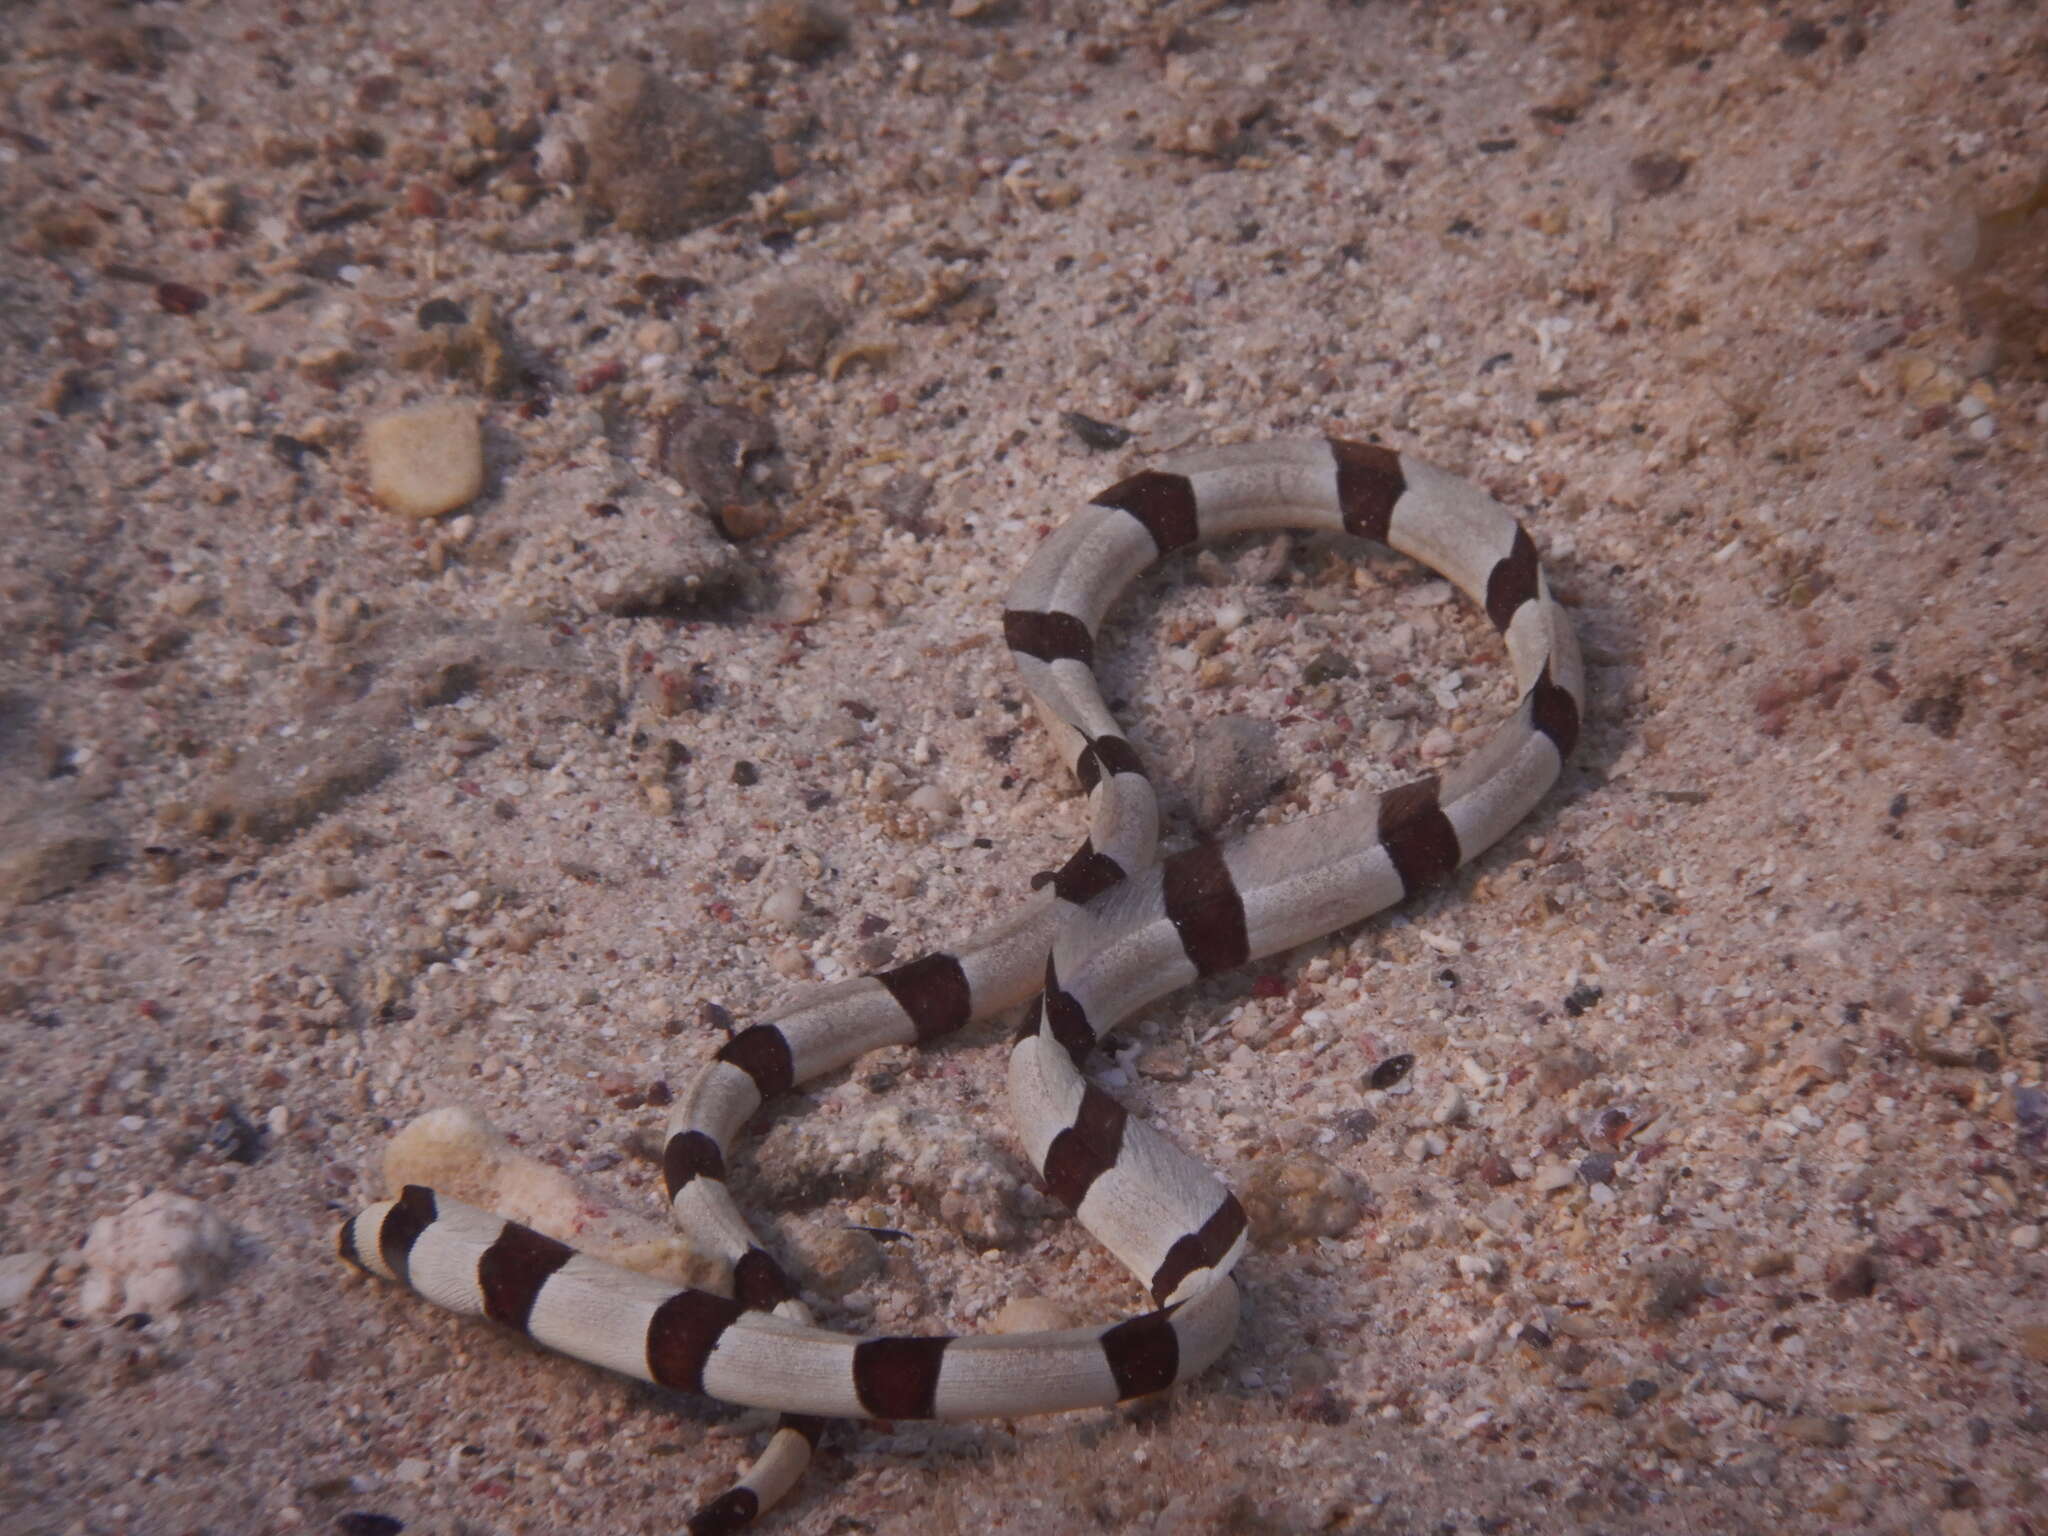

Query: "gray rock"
<box><xmin>583</xmin><ymin>65</ymin><xmax>774</xmax><ymax>239</ymax></box>
<box><xmin>0</xmin><ymin>798</ymin><xmax>118</xmax><ymax>904</ymax></box>
<box><xmin>194</xmin><ymin>727</ymin><xmax>399</xmax><ymax>844</ymax></box>
<box><xmin>1188</xmin><ymin>714</ymin><xmax>1279</xmax><ymax>830</ymax></box>
<box><xmin>732</xmin><ymin>279</ymin><xmax>843</xmax><ymax>376</ymax></box>
<box><xmin>655</xmin><ymin>400</ymin><xmax>784</xmax><ymax>540</ymax></box>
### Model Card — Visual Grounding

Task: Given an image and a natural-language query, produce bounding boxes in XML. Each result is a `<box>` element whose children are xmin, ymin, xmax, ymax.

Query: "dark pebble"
<box><xmin>1562</xmin><ymin>984</ymin><xmax>1603</xmax><ymax>1017</ymax></box>
<box><xmin>156</xmin><ymin>281</ymin><xmax>209</xmax><ymax>315</ymax></box>
<box><xmin>1779</xmin><ymin>19</ymin><xmax>1826</xmax><ymax>55</ymax></box>
<box><xmin>1303</xmin><ymin>647</ymin><xmax>1357</xmax><ymax>685</ymax></box>
<box><xmin>1369</xmin><ymin>1053</ymin><xmax>1414</xmax><ymax>1090</ymax></box>
<box><xmin>208</xmin><ymin>1104</ymin><xmax>265</xmax><ymax>1165</ymax></box>
<box><xmin>416</xmin><ymin>297</ymin><xmax>468</xmax><ymax>329</ymax></box>
<box><xmin>1827</xmin><ymin>1250</ymin><xmax>1879</xmax><ymax>1301</ymax></box>
<box><xmin>1628</xmin><ymin>153</ymin><xmax>1689</xmax><ymax>196</ymax></box>
<box><xmin>1060</xmin><ymin>410</ymin><xmax>1132</xmax><ymax>451</ymax></box>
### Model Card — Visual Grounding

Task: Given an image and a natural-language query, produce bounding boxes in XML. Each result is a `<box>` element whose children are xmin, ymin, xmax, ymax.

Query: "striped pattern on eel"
<box><xmin>340</xmin><ymin>437</ymin><xmax>1583</xmax><ymax>1533</ymax></box>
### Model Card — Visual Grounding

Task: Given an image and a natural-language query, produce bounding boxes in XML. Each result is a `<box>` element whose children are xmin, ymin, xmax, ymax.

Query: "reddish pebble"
<box><xmin>1478</xmin><ymin>1153</ymin><xmax>1518</xmax><ymax>1187</ymax></box>
<box><xmin>577</xmin><ymin>360</ymin><xmax>626</xmax><ymax>393</ymax></box>
<box><xmin>156</xmin><ymin>281</ymin><xmax>208</xmax><ymax>316</ymax></box>
<box><xmin>405</xmin><ymin>183</ymin><xmax>446</xmax><ymax>218</ymax></box>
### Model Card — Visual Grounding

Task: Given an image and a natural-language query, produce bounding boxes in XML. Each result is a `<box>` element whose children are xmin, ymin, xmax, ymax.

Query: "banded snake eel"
<box><xmin>340</xmin><ymin>436</ymin><xmax>1584</xmax><ymax>1531</ymax></box>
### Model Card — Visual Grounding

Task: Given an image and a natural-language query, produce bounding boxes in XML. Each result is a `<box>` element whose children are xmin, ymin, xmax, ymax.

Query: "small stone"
<box><xmin>1779</xmin><ymin>19</ymin><xmax>1826</xmax><ymax>55</ymax></box>
<box><xmin>753</xmin><ymin>0</ymin><xmax>848</xmax><ymax>63</ymax></box>
<box><xmin>1188</xmin><ymin>715</ymin><xmax>1279</xmax><ymax>831</ymax></box>
<box><xmin>1368</xmin><ymin>1053</ymin><xmax>1415</xmax><ymax>1091</ymax></box>
<box><xmin>400</xmin><ymin>295</ymin><xmax>520</xmax><ymax>397</ymax></box>
<box><xmin>993</xmin><ymin>1296</ymin><xmax>1076</xmax><ymax>1334</ymax></box>
<box><xmin>80</xmin><ymin>1191</ymin><xmax>235</xmax><ymax>1315</ymax></box>
<box><xmin>1826</xmin><ymin>1250</ymin><xmax>1878</xmax><ymax>1301</ymax></box>
<box><xmin>1135</xmin><ymin>1045</ymin><xmax>1191</xmax><ymax>1081</ymax></box>
<box><xmin>0</xmin><ymin>1252</ymin><xmax>52</xmax><ymax>1311</ymax></box>
<box><xmin>1404</xmin><ymin>1131</ymin><xmax>1445</xmax><ymax>1162</ymax></box>
<box><xmin>1456</xmin><ymin>1252</ymin><xmax>1505</xmax><ymax>1283</ymax></box>
<box><xmin>364</xmin><ymin>402</ymin><xmax>484</xmax><ymax>519</ymax></box>
<box><xmin>785</xmin><ymin>1226</ymin><xmax>880</xmax><ymax>1298</ymax></box>
<box><xmin>1635</xmin><ymin>1258</ymin><xmax>1704</xmax><ymax>1323</ymax></box>
<box><xmin>656</xmin><ymin>399</ymin><xmax>782</xmax><ymax>540</ymax></box>
<box><xmin>1476</xmin><ymin>1153</ymin><xmax>1518</xmax><ymax>1187</ymax></box>
<box><xmin>1533</xmin><ymin>1161</ymin><xmax>1576</xmax><ymax>1193</ymax></box>
<box><xmin>185</xmin><ymin>177</ymin><xmax>240</xmax><ymax>230</ymax></box>
<box><xmin>194</xmin><ymin>728</ymin><xmax>398</xmax><ymax>843</ymax></box>
<box><xmin>733</xmin><ymin>280</ymin><xmax>844</xmax><ymax>376</ymax></box>
<box><xmin>907</xmin><ymin>784</ymin><xmax>957</xmax><ymax>820</ymax></box>
<box><xmin>0</xmin><ymin>802</ymin><xmax>117</xmax><ymax>905</ymax></box>
<box><xmin>1241</xmin><ymin>1152</ymin><xmax>1362</xmax><ymax>1245</ymax></box>
<box><xmin>583</xmin><ymin>65</ymin><xmax>773</xmax><ymax>239</ymax></box>
<box><xmin>1534</xmin><ymin>1046</ymin><xmax>1600</xmax><ymax>1095</ymax></box>
<box><xmin>1780</xmin><ymin>1413</ymin><xmax>1851</xmax><ymax>1448</ymax></box>
<box><xmin>2015</xmin><ymin>1324</ymin><xmax>2048</xmax><ymax>1365</ymax></box>
<box><xmin>1793</xmin><ymin>1038</ymin><xmax>1848</xmax><ymax>1082</ymax></box>
<box><xmin>762</xmin><ymin>882</ymin><xmax>806</xmax><ymax>925</ymax></box>
<box><xmin>1628</xmin><ymin>152</ymin><xmax>1688</xmax><ymax>196</ymax></box>
<box><xmin>2011</xmin><ymin>1224</ymin><xmax>2043</xmax><ymax>1252</ymax></box>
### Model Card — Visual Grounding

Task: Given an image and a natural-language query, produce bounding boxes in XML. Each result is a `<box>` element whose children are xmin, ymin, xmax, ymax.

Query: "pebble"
<box><xmin>80</xmin><ymin>1191</ymin><xmax>235</xmax><ymax>1315</ymax></box>
<box><xmin>0</xmin><ymin>803</ymin><xmax>117</xmax><ymax>905</ymax></box>
<box><xmin>657</xmin><ymin>400</ymin><xmax>781</xmax><ymax>533</ymax></box>
<box><xmin>908</xmin><ymin>784</ymin><xmax>958</xmax><ymax>820</ymax></box>
<box><xmin>1826</xmin><ymin>1249</ymin><xmax>1878</xmax><ymax>1301</ymax></box>
<box><xmin>733</xmin><ymin>280</ymin><xmax>845</xmax><ymax>376</ymax></box>
<box><xmin>762</xmin><ymin>882</ymin><xmax>806</xmax><ymax>925</ymax></box>
<box><xmin>785</xmin><ymin>1226</ymin><xmax>880</xmax><ymax>1298</ymax></box>
<box><xmin>1405</xmin><ymin>1131</ymin><xmax>1447</xmax><ymax>1161</ymax></box>
<box><xmin>1628</xmin><ymin>151</ymin><xmax>1688</xmax><ymax>196</ymax></box>
<box><xmin>1456</xmin><ymin>1252</ymin><xmax>1505</xmax><ymax>1283</ymax></box>
<box><xmin>192</xmin><ymin>730</ymin><xmax>399</xmax><ymax>843</ymax></box>
<box><xmin>0</xmin><ymin>1251</ymin><xmax>52</xmax><ymax>1311</ymax></box>
<box><xmin>1779</xmin><ymin>1413</ymin><xmax>1851</xmax><ymax>1448</ymax></box>
<box><xmin>753</xmin><ymin>1</ymin><xmax>850</xmax><ymax>64</ymax></box>
<box><xmin>1187</xmin><ymin>715</ymin><xmax>1279</xmax><ymax>830</ymax></box>
<box><xmin>1534</xmin><ymin>1046</ymin><xmax>1600</xmax><ymax>1095</ymax></box>
<box><xmin>1135</xmin><ymin>1044</ymin><xmax>1192</xmax><ymax>1081</ymax></box>
<box><xmin>364</xmin><ymin>402</ymin><xmax>483</xmax><ymax>519</ymax></box>
<box><xmin>582</xmin><ymin>65</ymin><xmax>773</xmax><ymax>238</ymax></box>
<box><xmin>992</xmin><ymin>1296</ymin><xmax>1077</xmax><ymax>1334</ymax></box>
<box><xmin>1634</xmin><ymin>1259</ymin><xmax>1704</xmax><ymax>1324</ymax></box>
<box><xmin>184</xmin><ymin>177</ymin><xmax>239</xmax><ymax>230</ymax></box>
<box><xmin>1239</xmin><ymin>1152</ymin><xmax>1362</xmax><ymax>1244</ymax></box>
<box><xmin>2011</xmin><ymin>1224</ymin><xmax>2042</xmax><ymax>1251</ymax></box>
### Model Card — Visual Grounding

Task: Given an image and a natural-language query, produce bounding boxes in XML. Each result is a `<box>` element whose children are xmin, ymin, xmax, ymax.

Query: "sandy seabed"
<box><xmin>4</xmin><ymin>2</ymin><xmax>2047</xmax><ymax>1534</ymax></box>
